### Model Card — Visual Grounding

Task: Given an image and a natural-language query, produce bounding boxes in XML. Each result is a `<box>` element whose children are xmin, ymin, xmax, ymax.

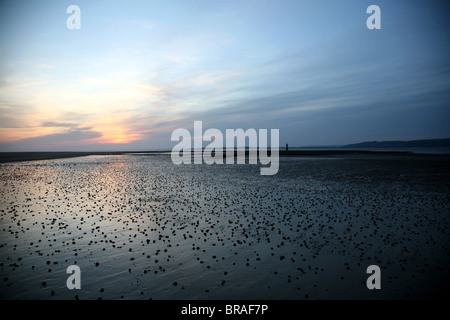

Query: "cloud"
<box><xmin>0</xmin><ymin>116</ymin><xmax>29</xmax><ymax>129</ymax></box>
<box><xmin>42</xmin><ymin>121</ymin><xmax>78</xmax><ymax>128</ymax></box>
<box><xmin>0</xmin><ymin>102</ymin><xmax>37</xmax><ymax>128</ymax></box>
<box><xmin>0</xmin><ymin>129</ymin><xmax>102</xmax><ymax>152</ymax></box>
<box><xmin>36</xmin><ymin>64</ymin><xmax>56</xmax><ymax>69</ymax></box>
<box><xmin>0</xmin><ymin>0</ymin><xmax>448</xmax><ymax>151</ymax></box>
<box><xmin>0</xmin><ymin>78</ymin><xmax>8</xmax><ymax>89</ymax></box>
<box><xmin>120</xmin><ymin>19</ymin><xmax>155</xmax><ymax>30</ymax></box>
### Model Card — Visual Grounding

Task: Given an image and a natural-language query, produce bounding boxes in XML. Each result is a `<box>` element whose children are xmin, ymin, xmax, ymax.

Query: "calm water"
<box><xmin>0</xmin><ymin>154</ymin><xmax>449</xmax><ymax>299</ymax></box>
<box><xmin>289</xmin><ymin>147</ymin><xmax>450</xmax><ymax>154</ymax></box>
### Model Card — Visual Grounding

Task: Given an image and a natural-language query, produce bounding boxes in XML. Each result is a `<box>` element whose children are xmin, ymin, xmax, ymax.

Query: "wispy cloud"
<box><xmin>0</xmin><ymin>0</ymin><xmax>448</xmax><ymax>151</ymax></box>
<box><xmin>36</xmin><ymin>63</ymin><xmax>56</xmax><ymax>69</ymax></box>
<box><xmin>0</xmin><ymin>129</ymin><xmax>103</xmax><ymax>151</ymax></box>
<box><xmin>42</xmin><ymin>121</ymin><xmax>78</xmax><ymax>128</ymax></box>
<box><xmin>122</xmin><ymin>19</ymin><xmax>155</xmax><ymax>30</ymax></box>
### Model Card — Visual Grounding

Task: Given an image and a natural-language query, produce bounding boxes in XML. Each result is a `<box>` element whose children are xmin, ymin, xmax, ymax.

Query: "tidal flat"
<box><xmin>0</xmin><ymin>153</ymin><xmax>449</xmax><ymax>299</ymax></box>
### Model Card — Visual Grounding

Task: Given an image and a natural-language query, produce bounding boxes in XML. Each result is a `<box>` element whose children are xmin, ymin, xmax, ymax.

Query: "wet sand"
<box><xmin>0</xmin><ymin>149</ymin><xmax>434</xmax><ymax>164</ymax></box>
<box><xmin>0</xmin><ymin>152</ymin><xmax>169</xmax><ymax>164</ymax></box>
<box><xmin>0</xmin><ymin>153</ymin><xmax>449</xmax><ymax>299</ymax></box>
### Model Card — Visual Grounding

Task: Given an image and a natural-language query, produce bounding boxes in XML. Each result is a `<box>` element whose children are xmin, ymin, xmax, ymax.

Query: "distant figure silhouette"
<box><xmin>286</xmin><ymin>143</ymin><xmax>288</xmax><ymax>151</ymax></box>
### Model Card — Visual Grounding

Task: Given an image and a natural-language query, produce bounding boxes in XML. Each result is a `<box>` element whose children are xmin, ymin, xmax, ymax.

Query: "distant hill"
<box><xmin>344</xmin><ymin>138</ymin><xmax>450</xmax><ymax>148</ymax></box>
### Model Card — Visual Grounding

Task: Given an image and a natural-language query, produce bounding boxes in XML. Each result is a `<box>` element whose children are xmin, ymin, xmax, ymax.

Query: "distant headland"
<box><xmin>343</xmin><ymin>138</ymin><xmax>450</xmax><ymax>148</ymax></box>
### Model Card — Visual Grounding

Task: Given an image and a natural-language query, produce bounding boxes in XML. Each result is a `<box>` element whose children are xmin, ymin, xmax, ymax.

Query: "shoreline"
<box><xmin>0</xmin><ymin>151</ymin><xmax>126</xmax><ymax>164</ymax></box>
<box><xmin>1</xmin><ymin>149</ymin><xmax>449</xmax><ymax>164</ymax></box>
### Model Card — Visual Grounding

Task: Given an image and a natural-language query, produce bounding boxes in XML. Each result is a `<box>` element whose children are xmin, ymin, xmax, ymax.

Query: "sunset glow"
<box><xmin>0</xmin><ymin>0</ymin><xmax>449</xmax><ymax>151</ymax></box>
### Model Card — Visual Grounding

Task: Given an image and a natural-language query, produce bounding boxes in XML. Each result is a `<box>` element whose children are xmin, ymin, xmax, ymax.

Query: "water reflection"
<box><xmin>0</xmin><ymin>154</ymin><xmax>449</xmax><ymax>299</ymax></box>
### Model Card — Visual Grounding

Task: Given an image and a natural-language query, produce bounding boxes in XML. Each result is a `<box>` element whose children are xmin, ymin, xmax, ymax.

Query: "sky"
<box><xmin>0</xmin><ymin>0</ymin><xmax>449</xmax><ymax>151</ymax></box>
